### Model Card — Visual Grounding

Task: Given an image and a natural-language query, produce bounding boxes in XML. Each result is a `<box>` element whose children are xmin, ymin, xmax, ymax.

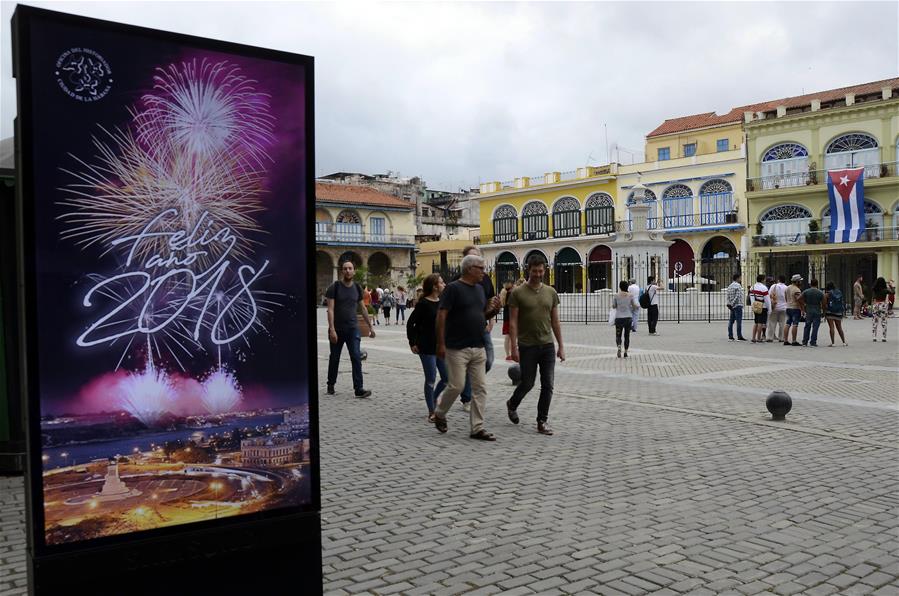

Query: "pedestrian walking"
<box><xmin>627</xmin><ymin>279</ymin><xmax>640</xmax><ymax>332</ymax></box>
<box><xmin>767</xmin><ymin>275</ymin><xmax>788</xmax><ymax>342</ymax></box>
<box><xmin>326</xmin><ymin>260</ymin><xmax>375</xmax><ymax>398</ymax></box>
<box><xmin>726</xmin><ymin>273</ymin><xmax>746</xmax><ymax>341</ymax></box>
<box><xmin>887</xmin><ymin>279</ymin><xmax>896</xmax><ymax>317</ymax></box>
<box><xmin>749</xmin><ymin>274</ymin><xmax>769</xmax><ymax>343</ymax></box>
<box><xmin>613</xmin><ymin>280</ymin><xmax>640</xmax><ymax>357</ymax></box>
<box><xmin>432</xmin><ymin>254</ymin><xmax>502</xmax><ymax>440</ymax></box>
<box><xmin>871</xmin><ymin>277</ymin><xmax>894</xmax><ymax>342</ymax></box>
<box><xmin>499</xmin><ymin>280</ymin><xmax>515</xmax><ymax>361</ymax></box>
<box><xmin>395</xmin><ymin>286</ymin><xmax>408</xmax><ymax>324</ymax></box>
<box><xmin>784</xmin><ymin>274</ymin><xmax>803</xmax><ymax>346</ymax></box>
<box><xmin>824</xmin><ymin>281</ymin><xmax>847</xmax><ymax>347</ymax></box>
<box><xmin>644</xmin><ymin>276</ymin><xmax>660</xmax><ymax>335</ymax></box>
<box><xmin>800</xmin><ymin>278</ymin><xmax>824</xmax><ymax>347</ymax></box>
<box><xmin>452</xmin><ymin>245</ymin><xmax>497</xmax><ymax>412</ymax></box>
<box><xmin>506</xmin><ymin>255</ymin><xmax>565</xmax><ymax>435</ymax></box>
<box><xmin>370</xmin><ymin>286</ymin><xmax>381</xmax><ymax>325</ymax></box>
<box><xmin>853</xmin><ymin>275</ymin><xmax>865</xmax><ymax>319</ymax></box>
<box><xmin>407</xmin><ymin>274</ymin><xmax>448</xmax><ymax>422</ymax></box>
<box><xmin>381</xmin><ymin>288</ymin><xmax>395</xmax><ymax>325</ymax></box>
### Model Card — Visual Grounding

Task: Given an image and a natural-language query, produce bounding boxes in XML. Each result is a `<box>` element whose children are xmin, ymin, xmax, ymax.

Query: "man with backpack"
<box><xmin>326</xmin><ymin>260</ymin><xmax>376</xmax><ymax>398</ymax></box>
<box><xmin>641</xmin><ymin>276</ymin><xmax>660</xmax><ymax>335</ymax></box>
<box><xmin>766</xmin><ymin>275</ymin><xmax>788</xmax><ymax>342</ymax></box>
<box><xmin>749</xmin><ymin>274</ymin><xmax>770</xmax><ymax>343</ymax></box>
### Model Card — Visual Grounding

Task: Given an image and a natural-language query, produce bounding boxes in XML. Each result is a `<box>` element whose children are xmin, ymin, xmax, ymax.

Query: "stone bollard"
<box><xmin>766</xmin><ymin>390</ymin><xmax>792</xmax><ymax>421</ymax></box>
<box><xmin>508</xmin><ymin>364</ymin><xmax>521</xmax><ymax>386</ymax></box>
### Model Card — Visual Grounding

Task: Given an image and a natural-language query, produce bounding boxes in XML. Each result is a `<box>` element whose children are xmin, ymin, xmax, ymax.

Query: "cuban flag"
<box><xmin>827</xmin><ymin>167</ymin><xmax>865</xmax><ymax>243</ymax></box>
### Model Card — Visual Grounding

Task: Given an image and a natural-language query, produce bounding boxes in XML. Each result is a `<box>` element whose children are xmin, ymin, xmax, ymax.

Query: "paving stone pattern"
<box><xmin>1</xmin><ymin>315</ymin><xmax>897</xmax><ymax>595</ymax></box>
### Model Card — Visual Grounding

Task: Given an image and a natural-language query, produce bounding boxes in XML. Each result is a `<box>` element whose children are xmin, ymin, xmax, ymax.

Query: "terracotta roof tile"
<box><xmin>647</xmin><ymin>77</ymin><xmax>899</xmax><ymax>138</ymax></box>
<box><xmin>315</xmin><ymin>182</ymin><xmax>413</xmax><ymax>210</ymax></box>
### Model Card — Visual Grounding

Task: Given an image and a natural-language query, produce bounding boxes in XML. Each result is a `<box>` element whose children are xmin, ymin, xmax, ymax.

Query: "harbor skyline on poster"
<box><xmin>20</xmin><ymin>12</ymin><xmax>313</xmax><ymax>547</ymax></box>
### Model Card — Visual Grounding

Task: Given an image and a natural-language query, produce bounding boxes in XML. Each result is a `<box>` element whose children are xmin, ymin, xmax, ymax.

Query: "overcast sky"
<box><xmin>1</xmin><ymin>1</ymin><xmax>897</xmax><ymax>190</ymax></box>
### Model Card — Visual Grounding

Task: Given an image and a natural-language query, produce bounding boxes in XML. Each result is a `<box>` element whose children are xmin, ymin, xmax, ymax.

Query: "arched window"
<box><xmin>585</xmin><ymin>193</ymin><xmax>614</xmax><ymax>235</ymax></box>
<box><xmin>822</xmin><ymin>200</ymin><xmax>884</xmax><ymax>232</ymax></box>
<box><xmin>699</xmin><ymin>179</ymin><xmax>734</xmax><ymax>225</ymax></box>
<box><xmin>522</xmin><ymin>201</ymin><xmax>549</xmax><ymax>240</ymax></box>
<box><xmin>492</xmin><ymin>204</ymin><xmax>518</xmax><ymax>243</ymax></box>
<box><xmin>824</xmin><ymin>132</ymin><xmax>880</xmax><ymax>178</ymax></box>
<box><xmin>335</xmin><ymin>210</ymin><xmax>363</xmax><ymax>242</ymax></box>
<box><xmin>626</xmin><ymin>189</ymin><xmax>657</xmax><ymax>230</ymax></box>
<box><xmin>662</xmin><ymin>184</ymin><xmax>694</xmax><ymax>228</ymax></box>
<box><xmin>759</xmin><ymin>204</ymin><xmax>813</xmax><ymax>240</ymax></box>
<box><xmin>760</xmin><ymin>142</ymin><xmax>809</xmax><ymax>189</ymax></box>
<box><xmin>552</xmin><ymin>197</ymin><xmax>581</xmax><ymax>238</ymax></box>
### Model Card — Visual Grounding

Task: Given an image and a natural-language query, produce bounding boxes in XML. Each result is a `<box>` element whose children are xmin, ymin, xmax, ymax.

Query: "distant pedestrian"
<box><xmin>370</xmin><ymin>286</ymin><xmax>381</xmax><ymax>325</ymax></box>
<box><xmin>644</xmin><ymin>276</ymin><xmax>660</xmax><ymax>335</ymax></box>
<box><xmin>853</xmin><ymin>275</ymin><xmax>865</xmax><ymax>319</ymax></box>
<box><xmin>414</xmin><ymin>287</ymin><xmax>423</xmax><ymax>307</ymax></box>
<box><xmin>749</xmin><ymin>274</ymin><xmax>769</xmax><ymax>343</ymax></box>
<box><xmin>613</xmin><ymin>280</ymin><xmax>640</xmax><ymax>357</ymax></box>
<box><xmin>507</xmin><ymin>255</ymin><xmax>565</xmax><ymax>436</ymax></box>
<box><xmin>887</xmin><ymin>279</ymin><xmax>896</xmax><ymax>316</ymax></box>
<box><xmin>432</xmin><ymin>255</ymin><xmax>502</xmax><ymax>440</ymax></box>
<box><xmin>871</xmin><ymin>277</ymin><xmax>894</xmax><ymax>342</ymax></box>
<box><xmin>824</xmin><ymin>281</ymin><xmax>847</xmax><ymax>347</ymax></box>
<box><xmin>407</xmin><ymin>274</ymin><xmax>448</xmax><ymax>422</ymax></box>
<box><xmin>499</xmin><ymin>280</ymin><xmax>515</xmax><ymax>360</ymax></box>
<box><xmin>326</xmin><ymin>260</ymin><xmax>375</xmax><ymax>398</ymax></box>
<box><xmin>627</xmin><ymin>278</ymin><xmax>640</xmax><ymax>332</ymax></box>
<box><xmin>381</xmin><ymin>288</ymin><xmax>395</xmax><ymax>325</ymax></box>
<box><xmin>395</xmin><ymin>286</ymin><xmax>408</xmax><ymax>324</ymax></box>
<box><xmin>784</xmin><ymin>274</ymin><xmax>803</xmax><ymax>346</ymax></box>
<box><xmin>726</xmin><ymin>273</ymin><xmax>746</xmax><ymax>341</ymax></box>
<box><xmin>766</xmin><ymin>275</ymin><xmax>788</xmax><ymax>342</ymax></box>
<box><xmin>800</xmin><ymin>278</ymin><xmax>824</xmax><ymax>347</ymax></box>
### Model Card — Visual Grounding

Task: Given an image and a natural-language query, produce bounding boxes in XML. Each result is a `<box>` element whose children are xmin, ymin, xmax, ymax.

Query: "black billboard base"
<box><xmin>28</xmin><ymin>512</ymin><xmax>322</xmax><ymax>595</ymax></box>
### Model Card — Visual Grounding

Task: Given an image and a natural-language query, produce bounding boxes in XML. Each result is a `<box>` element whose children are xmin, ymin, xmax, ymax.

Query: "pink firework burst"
<box><xmin>118</xmin><ymin>362</ymin><xmax>176</xmax><ymax>427</ymax></box>
<box><xmin>135</xmin><ymin>59</ymin><xmax>274</xmax><ymax>171</ymax></box>
<box><xmin>200</xmin><ymin>368</ymin><xmax>243</xmax><ymax>415</ymax></box>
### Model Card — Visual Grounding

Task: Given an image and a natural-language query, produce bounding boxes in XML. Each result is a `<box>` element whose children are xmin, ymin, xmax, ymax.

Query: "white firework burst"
<box><xmin>58</xmin><ymin>126</ymin><xmax>265</xmax><ymax>267</ymax></box>
<box><xmin>135</xmin><ymin>59</ymin><xmax>274</xmax><ymax>172</ymax></box>
<box><xmin>201</xmin><ymin>368</ymin><xmax>243</xmax><ymax>415</ymax></box>
<box><xmin>118</xmin><ymin>360</ymin><xmax>176</xmax><ymax>427</ymax></box>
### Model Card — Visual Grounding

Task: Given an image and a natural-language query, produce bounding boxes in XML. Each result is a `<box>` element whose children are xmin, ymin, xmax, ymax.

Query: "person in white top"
<box><xmin>766</xmin><ymin>275</ymin><xmax>788</xmax><ymax>342</ymax></box>
<box><xmin>646</xmin><ymin>276</ymin><xmax>660</xmax><ymax>335</ymax></box>
<box><xmin>749</xmin><ymin>274</ymin><xmax>770</xmax><ymax>343</ymax></box>
<box><xmin>627</xmin><ymin>279</ymin><xmax>640</xmax><ymax>332</ymax></box>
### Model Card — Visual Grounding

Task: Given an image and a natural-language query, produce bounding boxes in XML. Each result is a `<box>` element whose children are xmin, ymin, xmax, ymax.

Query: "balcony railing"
<box><xmin>315</xmin><ymin>222</ymin><xmax>415</xmax><ymax>245</ymax></box>
<box><xmin>747</xmin><ymin>161</ymin><xmax>898</xmax><ymax>192</ymax></box>
<box><xmin>751</xmin><ymin>223</ymin><xmax>896</xmax><ymax>247</ymax></box>
<box><xmin>616</xmin><ymin>211</ymin><xmax>737</xmax><ymax>232</ymax></box>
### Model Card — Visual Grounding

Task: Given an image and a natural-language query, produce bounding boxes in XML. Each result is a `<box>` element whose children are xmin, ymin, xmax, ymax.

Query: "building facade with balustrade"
<box><xmin>314</xmin><ymin>182</ymin><xmax>416</xmax><ymax>299</ymax></box>
<box><xmin>744</xmin><ymin>77</ymin><xmax>899</xmax><ymax>294</ymax></box>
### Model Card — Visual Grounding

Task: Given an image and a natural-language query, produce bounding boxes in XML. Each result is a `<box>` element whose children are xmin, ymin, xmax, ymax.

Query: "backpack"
<box><xmin>638</xmin><ymin>287</ymin><xmax>652</xmax><ymax>309</ymax></box>
<box><xmin>828</xmin><ymin>289</ymin><xmax>844</xmax><ymax>314</ymax></box>
<box><xmin>328</xmin><ymin>281</ymin><xmax>363</xmax><ymax>304</ymax></box>
<box><xmin>751</xmin><ymin>299</ymin><xmax>764</xmax><ymax>315</ymax></box>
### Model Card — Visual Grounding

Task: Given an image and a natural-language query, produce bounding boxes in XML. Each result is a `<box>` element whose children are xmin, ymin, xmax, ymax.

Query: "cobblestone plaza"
<box><xmin>2</xmin><ymin>312</ymin><xmax>897</xmax><ymax>595</ymax></box>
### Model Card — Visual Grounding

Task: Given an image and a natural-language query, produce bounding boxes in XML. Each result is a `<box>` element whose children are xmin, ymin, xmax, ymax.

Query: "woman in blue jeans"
<box><xmin>407</xmin><ymin>273</ymin><xmax>448</xmax><ymax>422</ymax></box>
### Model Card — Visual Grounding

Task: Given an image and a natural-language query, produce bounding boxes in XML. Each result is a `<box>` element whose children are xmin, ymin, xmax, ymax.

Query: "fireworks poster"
<box><xmin>14</xmin><ymin>8</ymin><xmax>317</xmax><ymax>553</ymax></box>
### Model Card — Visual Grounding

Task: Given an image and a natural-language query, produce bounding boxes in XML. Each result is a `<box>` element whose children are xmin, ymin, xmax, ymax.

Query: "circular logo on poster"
<box><xmin>55</xmin><ymin>48</ymin><xmax>113</xmax><ymax>102</ymax></box>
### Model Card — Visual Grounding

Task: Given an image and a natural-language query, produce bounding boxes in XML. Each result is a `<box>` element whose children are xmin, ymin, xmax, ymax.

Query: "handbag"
<box><xmin>608</xmin><ymin>308</ymin><xmax>616</xmax><ymax>326</ymax></box>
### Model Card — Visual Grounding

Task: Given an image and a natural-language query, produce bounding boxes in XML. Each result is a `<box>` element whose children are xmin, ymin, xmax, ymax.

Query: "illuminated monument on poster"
<box><xmin>12</xmin><ymin>6</ymin><xmax>320</xmax><ymax>594</ymax></box>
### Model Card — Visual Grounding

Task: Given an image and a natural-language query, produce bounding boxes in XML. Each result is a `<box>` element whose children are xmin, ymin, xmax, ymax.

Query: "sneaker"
<box><xmin>537</xmin><ymin>421</ymin><xmax>554</xmax><ymax>436</ymax></box>
<box><xmin>617</xmin><ymin>346</ymin><xmax>622</xmax><ymax>358</ymax></box>
<box><xmin>623</xmin><ymin>351</ymin><xmax>628</xmax><ymax>358</ymax></box>
<box><xmin>873</xmin><ymin>338</ymin><xmax>877</xmax><ymax>342</ymax></box>
<box><xmin>783</xmin><ymin>342</ymin><xmax>790</xmax><ymax>346</ymax></box>
<box><xmin>729</xmin><ymin>337</ymin><xmax>735</xmax><ymax>341</ymax></box>
<box><xmin>737</xmin><ymin>337</ymin><xmax>747</xmax><ymax>341</ymax></box>
<box><xmin>791</xmin><ymin>342</ymin><xmax>800</xmax><ymax>346</ymax></box>
<box><xmin>882</xmin><ymin>339</ymin><xmax>887</xmax><ymax>342</ymax></box>
<box><xmin>433</xmin><ymin>415</ymin><xmax>448</xmax><ymax>433</ymax></box>
<box><xmin>326</xmin><ymin>384</ymin><xmax>335</xmax><ymax>395</ymax></box>
<box><xmin>506</xmin><ymin>400</ymin><xmax>519</xmax><ymax>424</ymax></box>
<box><xmin>463</xmin><ymin>402</ymin><xmax>471</xmax><ymax>412</ymax></box>
<box><xmin>354</xmin><ymin>389</ymin><xmax>372</xmax><ymax>398</ymax></box>
<box><xmin>765</xmin><ymin>339</ymin><xmax>773</xmax><ymax>343</ymax></box>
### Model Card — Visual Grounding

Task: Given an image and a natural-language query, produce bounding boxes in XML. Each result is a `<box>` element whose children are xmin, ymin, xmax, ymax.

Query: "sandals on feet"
<box><xmin>469</xmin><ymin>430</ymin><xmax>496</xmax><ymax>441</ymax></box>
<box><xmin>433</xmin><ymin>415</ymin><xmax>447</xmax><ymax>433</ymax></box>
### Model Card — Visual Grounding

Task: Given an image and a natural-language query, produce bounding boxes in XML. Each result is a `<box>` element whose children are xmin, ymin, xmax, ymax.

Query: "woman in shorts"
<box><xmin>823</xmin><ymin>281</ymin><xmax>847</xmax><ymax>347</ymax></box>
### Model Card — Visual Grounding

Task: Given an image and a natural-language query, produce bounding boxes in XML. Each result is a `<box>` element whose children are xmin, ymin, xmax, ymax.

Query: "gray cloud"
<box><xmin>2</xmin><ymin>1</ymin><xmax>896</xmax><ymax>190</ymax></box>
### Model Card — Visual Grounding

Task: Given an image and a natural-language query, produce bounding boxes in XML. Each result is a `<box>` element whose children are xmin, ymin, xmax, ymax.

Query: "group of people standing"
<box><xmin>726</xmin><ymin>272</ymin><xmax>894</xmax><ymax>346</ymax></box>
<box><xmin>362</xmin><ymin>285</ymin><xmax>409</xmax><ymax>326</ymax></box>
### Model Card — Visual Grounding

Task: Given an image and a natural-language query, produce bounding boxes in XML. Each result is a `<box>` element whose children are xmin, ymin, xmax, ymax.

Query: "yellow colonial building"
<box><xmin>476</xmin><ymin>166</ymin><xmax>619</xmax><ymax>292</ymax></box>
<box><xmin>743</xmin><ymin>77</ymin><xmax>899</xmax><ymax>295</ymax></box>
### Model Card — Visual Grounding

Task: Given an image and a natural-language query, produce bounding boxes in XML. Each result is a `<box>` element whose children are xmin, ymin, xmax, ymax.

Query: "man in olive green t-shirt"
<box><xmin>507</xmin><ymin>254</ymin><xmax>566</xmax><ymax>435</ymax></box>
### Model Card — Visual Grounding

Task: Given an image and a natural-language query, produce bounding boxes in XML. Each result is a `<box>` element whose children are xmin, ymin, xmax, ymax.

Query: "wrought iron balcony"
<box><xmin>751</xmin><ymin>222</ymin><xmax>895</xmax><ymax>247</ymax></box>
<box><xmin>747</xmin><ymin>161</ymin><xmax>898</xmax><ymax>192</ymax></box>
<box><xmin>315</xmin><ymin>222</ymin><xmax>415</xmax><ymax>246</ymax></box>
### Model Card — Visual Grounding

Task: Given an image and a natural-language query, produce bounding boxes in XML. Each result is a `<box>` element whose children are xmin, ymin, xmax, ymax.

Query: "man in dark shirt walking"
<box><xmin>506</xmin><ymin>254</ymin><xmax>565</xmax><ymax>435</ymax></box>
<box><xmin>800</xmin><ymin>278</ymin><xmax>825</xmax><ymax>347</ymax></box>
<box><xmin>326</xmin><ymin>260</ymin><xmax>375</xmax><ymax>398</ymax></box>
<box><xmin>433</xmin><ymin>255</ymin><xmax>501</xmax><ymax>440</ymax></box>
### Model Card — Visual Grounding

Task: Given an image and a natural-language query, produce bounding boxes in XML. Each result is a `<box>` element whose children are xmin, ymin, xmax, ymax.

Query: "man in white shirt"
<box><xmin>766</xmin><ymin>275</ymin><xmax>788</xmax><ymax>342</ymax></box>
<box><xmin>627</xmin><ymin>279</ymin><xmax>640</xmax><ymax>332</ymax></box>
<box><xmin>749</xmin><ymin>274</ymin><xmax>770</xmax><ymax>343</ymax></box>
<box><xmin>646</xmin><ymin>276</ymin><xmax>660</xmax><ymax>335</ymax></box>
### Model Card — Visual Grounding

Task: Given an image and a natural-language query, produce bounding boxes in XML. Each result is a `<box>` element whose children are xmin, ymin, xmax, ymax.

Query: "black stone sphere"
<box><xmin>766</xmin><ymin>390</ymin><xmax>792</xmax><ymax>420</ymax></box>
<box><xmin>508</xmin><ymin>364</ymin><xmax>521</xmax><ymax>386</ymax></box>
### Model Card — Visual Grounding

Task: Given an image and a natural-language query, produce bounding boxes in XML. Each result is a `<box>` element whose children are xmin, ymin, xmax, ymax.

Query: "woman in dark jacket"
<box><xmin>407</xmin><ymin>274</ymin><xmax>448</xmax><ymax>421</ymax></box>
